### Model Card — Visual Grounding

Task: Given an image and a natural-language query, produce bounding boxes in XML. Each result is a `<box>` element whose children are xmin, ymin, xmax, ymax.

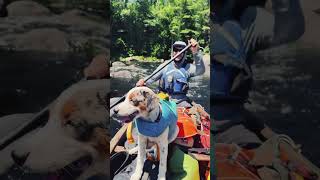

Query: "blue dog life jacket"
<box><xmin>135</xmin><ymin>99</ymin><xmax>178</xmax><ymax>140</ymax></box>
<box><xmin>159</xmin><ymin>62</ymin><xmax>189</xmax><ymax>95</ymax></box>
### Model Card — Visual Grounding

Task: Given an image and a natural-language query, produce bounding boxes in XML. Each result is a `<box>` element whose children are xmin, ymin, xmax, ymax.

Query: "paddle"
<box><xmin>110</xmin><ymin>43</ymin><xmax>192</xmax><ymax>109</ymax></box>
<box><xmin>0</xmin><ymin>105</ymin><xmax>52</xmax><ymax>150</ymax></box>
<box><xmin>110</xmin><ymin>123</ymin><xmax>129</xmax><ymax>153</ymax></box>
<box><xmin>0</xmin><ymin>78</ymin><xmax>87</xmax><ymax>150</ymax></box>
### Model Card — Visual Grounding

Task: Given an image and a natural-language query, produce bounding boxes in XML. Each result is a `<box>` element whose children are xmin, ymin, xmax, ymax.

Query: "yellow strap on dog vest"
<box><xmin>158</xmin><ymin>92</ymin><xmax>169</xmax><ymax>100</ymax></box>
<box><xmin>126</xmin><ymin>122</ymin><xmax>134</xmax><ymax>144</ymax></box>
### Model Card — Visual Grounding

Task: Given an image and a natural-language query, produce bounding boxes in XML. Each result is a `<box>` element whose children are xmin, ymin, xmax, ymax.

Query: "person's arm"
<box><xmin>145</xmin><ymin>63</ymin><xmax>166</xmax><ymax>85</ymax></box>
<box><xmin>187</xmin><ymin>39</ymin><xmax>205</xmax><ymax>77</ymax></box>
<box><xmin>240</xmin><ymin>0</ymin><xmax>305</xmax><ymax>52</ymax></box>
<box><xmin>136</xmin><ymin>62</ymin><xmax>166</xmax><ymax>86</ymax></box>
<box><xmin>187</xmin><ymin>51</ymin><xmax>205</xmax><ymax>77</ymax></box>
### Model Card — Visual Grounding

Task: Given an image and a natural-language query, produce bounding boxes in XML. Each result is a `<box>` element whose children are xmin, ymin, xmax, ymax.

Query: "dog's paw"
<box><xmin>130</xmin><ymin>172</ymin><xmax>142</xmax><ymax>180</ymax></box>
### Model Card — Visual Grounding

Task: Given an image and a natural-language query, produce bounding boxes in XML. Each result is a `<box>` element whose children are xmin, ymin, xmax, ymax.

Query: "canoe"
<box><xmin>110</xmin><ymin>99</ymin><xmax>211</xmax><ymax>180</ymax></box>
<box><xmin>110</xmin><ymin>97</ymin><xmax>320</xmax><ymax>180</ymax></box>
<box><xmin>215</xmin><ymin>136</ymin><xmax>320</xmax><ymax>180</ymax></box>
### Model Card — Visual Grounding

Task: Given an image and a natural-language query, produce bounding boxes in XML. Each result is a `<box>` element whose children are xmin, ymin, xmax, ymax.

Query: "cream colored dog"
<box><xmin>113</xmin><ymin>87</ymin><xmax>178</xmax><ymax>180</ymax></box>
<box><xmin>0</xmin><ymin>79</ymin><xmax>109</xmax><ymax>180</ymax></box>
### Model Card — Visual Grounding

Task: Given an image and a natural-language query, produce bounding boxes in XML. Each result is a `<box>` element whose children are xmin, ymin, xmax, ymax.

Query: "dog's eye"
<box><xmin>65</xmin><ymin>120</ymin><xmax>75</xmax><ymax>126</ymax></box>
<box><xmin>77</xmin><ymin>123</ymin><xmax>105</xmax><ymax>142</ymax></box>
<box><xmin>76</xmin><ymin>122</ymin><xmax>95</xmax><ymax>141</ymax></box>
<box><xmin>77</xmin><ymin>126</ymin><xmax>94</xmax><ymax>141</ymax></box>
<box><xmin>131</xmin><ymin>99</ymin><xmax>140</xmax><ymax>106</ymax></box>
<box><xmin>65</xmin><ymin>120</ymin><xmax>94</xmax><ymax>141</ymax></box>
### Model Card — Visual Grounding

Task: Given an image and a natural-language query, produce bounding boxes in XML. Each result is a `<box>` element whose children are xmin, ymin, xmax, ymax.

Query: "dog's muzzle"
<box><xmin>113</xmin><ymin>109</ymin><xmax>139</xmax><ymax>123</ymax></box>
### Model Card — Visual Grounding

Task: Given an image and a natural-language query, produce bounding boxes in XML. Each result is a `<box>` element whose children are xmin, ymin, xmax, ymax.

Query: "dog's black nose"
<box><xmin>11</xmin><ymin>150</ymin><xmax>29</xmax><ymax>166</ymax></box>
<box><xmin>113</xmin><ymin>108</ymin><xmax>119</xmax><ymax>114</ymax></box>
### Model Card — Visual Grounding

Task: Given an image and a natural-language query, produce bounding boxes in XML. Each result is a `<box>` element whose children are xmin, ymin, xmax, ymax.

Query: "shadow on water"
<box><xmin>0</xmin><ymin>50</ymin><xmax>89</xmax><ymax>116</ymax></box>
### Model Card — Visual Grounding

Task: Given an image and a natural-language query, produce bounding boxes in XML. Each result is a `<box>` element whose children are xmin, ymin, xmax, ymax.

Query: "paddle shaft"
<box><xmin>110</xmin><ymin>123</ymin><xmax>128</xmax><ymax>153</ymax></box>
<box><xmin>0</xmin><ymin>104</ymin><xmax>50</xmax><ymax>150</ymax></box>
<box><xmin>0</xmin><ymin>78</ymin><xmax>86</xmax><ymax>150</ymax></box>
<box><xmin>110</xmin><ymin>43</ymin><xmax>192</xmax><ymax>109</ymax></box>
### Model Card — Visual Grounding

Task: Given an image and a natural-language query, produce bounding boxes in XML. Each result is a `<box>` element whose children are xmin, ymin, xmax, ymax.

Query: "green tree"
<box><xmin>112</xmin><ymin>0</ymin><xmax>209</xmax><ymax>60</ymax></box>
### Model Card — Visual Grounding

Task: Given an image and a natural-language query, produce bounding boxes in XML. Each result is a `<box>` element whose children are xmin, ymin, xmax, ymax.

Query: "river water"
<box><xmin>249</xmin><ymin>46</ymin><xmax>320</xmax><ymax>166</ymax></box>
<box><xmin>0</xmin><ymin>50</ymin><xmax>88</xmax><ymax>116</ymax></box>
<box><xmin>0</xmin><ymin>50</ymin><xmax>90</xmax><ymax>179</ymax></box>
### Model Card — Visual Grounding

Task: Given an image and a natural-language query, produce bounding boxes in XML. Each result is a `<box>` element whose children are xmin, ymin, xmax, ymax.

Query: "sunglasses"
<box><xmin>173</xmin><ymin>47</ymin><xmax>184</xmax><ymax>52</ymax></box>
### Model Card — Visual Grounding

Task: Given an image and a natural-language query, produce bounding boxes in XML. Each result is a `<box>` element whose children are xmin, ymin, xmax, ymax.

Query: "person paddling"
<box><xmin>136</xmin><ymin>38</ymin><xmax>205</xmax><ymax>107</ymax></box>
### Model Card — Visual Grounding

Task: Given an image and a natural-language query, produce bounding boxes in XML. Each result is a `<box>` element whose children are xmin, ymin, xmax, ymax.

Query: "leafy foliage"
<box><xmin>112</xmin><ymin>0</ymin><xmax>209</xmax><ymax>60</ymax></box>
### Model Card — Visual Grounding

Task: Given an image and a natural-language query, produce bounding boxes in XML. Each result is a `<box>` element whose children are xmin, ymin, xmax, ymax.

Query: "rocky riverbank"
<box><xmin>0</xmin><ymin>0</ymin><xmax>109</xmax><ymax>54</ymax></box>
<box><xmin>0</xmin><ymin>0</ymin><xmax>109</xmax><ymax>115</ymax></box>
<box><xmin>111</xmin><ymin>54</ymin><xmax>210</xmax><ymax>80</ymax></box>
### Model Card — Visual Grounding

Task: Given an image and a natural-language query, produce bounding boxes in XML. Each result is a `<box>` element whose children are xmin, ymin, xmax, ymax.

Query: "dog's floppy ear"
<box><xmin>140</xmin><ymin>90</ymin><xmax>153</xmax><ymax>106</ymax></box>
<box><xmin>92</xmin><ymin>127</ymin><xmax>109</xmax><ymax>157</ymax></box>
<box><xmin>141</xmin><ymin>90</ymin><xmax>149</xmax><ymax>98</ymax></box>
<box><xmin>60</xmin><ymin>99</ymin><xmax>79</xmax><ymax>124</ymax></box>
<box><xmin>144</xmin><ymin>90</ymin><xmax>159</xmax><ymax>109</ymax></box>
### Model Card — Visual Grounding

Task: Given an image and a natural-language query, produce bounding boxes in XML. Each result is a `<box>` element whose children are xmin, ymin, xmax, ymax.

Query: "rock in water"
<box><xmin>7</xmin><ymin>0</ymin><xmax>52</xmax><ymax>17</ymax></box>
<box><xmin>111</xmin><ymin>70</ymin><xmax>132</xmax><ymax>79</ymax></box>
<box><xmin>84</xmin><ymin>53</ymin><xmax>110</xmax><ymax>79</ymax></box>
<box><xmin>112</xmin><ymin>61</ymin><xmax>126</xmax><ymax>67</ymax></box>
<box><xmin>14</xmin><ymin>28</ymin><xmax>69</xmax><ymax>52</ymax></box>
